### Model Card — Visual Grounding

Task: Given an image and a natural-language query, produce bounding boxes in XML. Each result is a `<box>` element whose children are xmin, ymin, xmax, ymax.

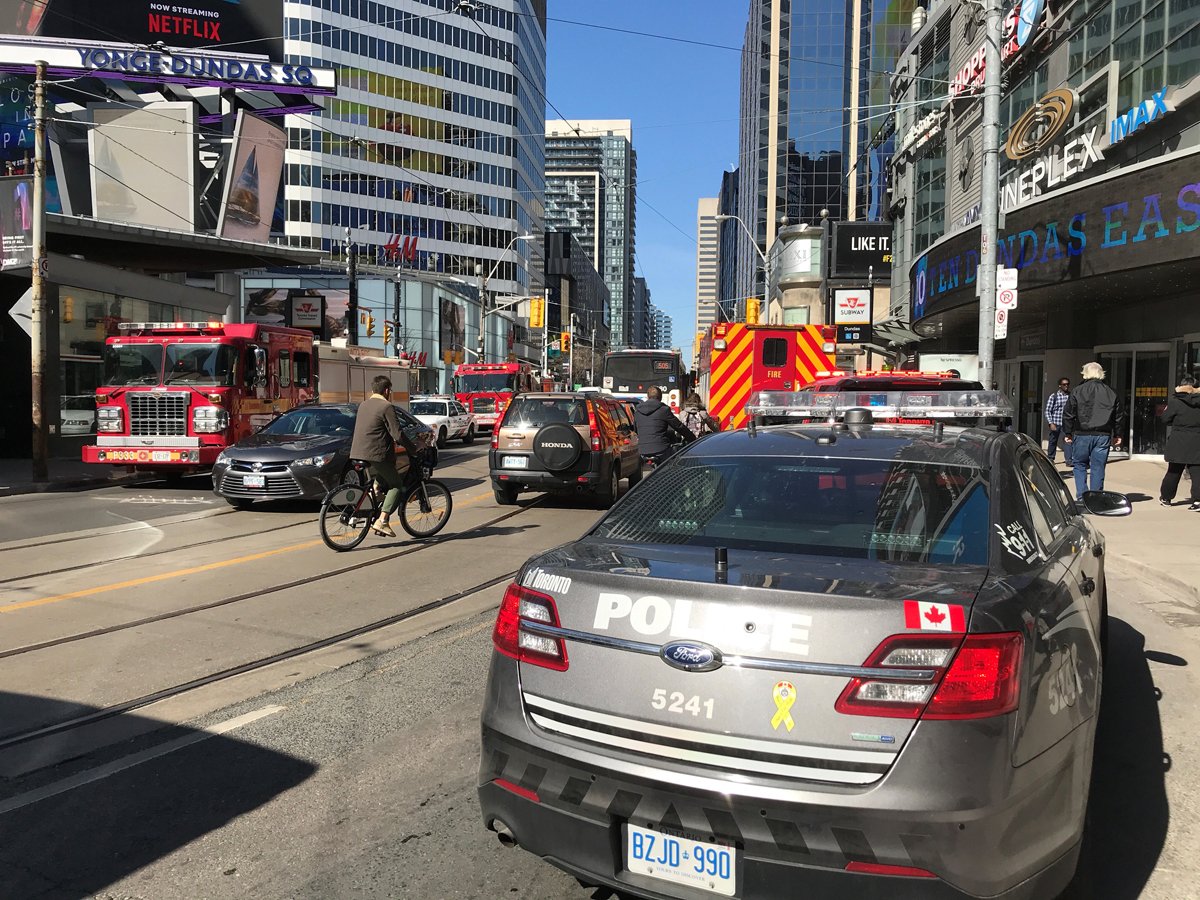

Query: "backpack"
<box><xmin>683</xmin><ymin>408</ymin><xmax>715</xmax><ymax>437</ymax></box>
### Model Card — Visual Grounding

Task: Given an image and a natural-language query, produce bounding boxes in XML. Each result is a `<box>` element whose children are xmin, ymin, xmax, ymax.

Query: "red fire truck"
<box><xmin>83</xmin><ymin>321</ymin><xmax>409</xmax><ymax>476</ymax></box>
<box><xmin>453</xmin><ymin>361</ymin><xmax>536</xmax><ymax>430</ymax></box>
<box><xmin>695</xmin><ymin>322</ymin><xmax>836</xmax><ymax>430</ymax></box>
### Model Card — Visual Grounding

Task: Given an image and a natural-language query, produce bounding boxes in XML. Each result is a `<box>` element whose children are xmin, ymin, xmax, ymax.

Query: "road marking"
<box><xmin>0</xmin><ymin>705</ymin><xmax>285</xmax><ymax>816</ymax></box>
<box><xmin>0</xmin><ymin>489</ymin><xmax>496</xmax><ymax>614</ymax></box>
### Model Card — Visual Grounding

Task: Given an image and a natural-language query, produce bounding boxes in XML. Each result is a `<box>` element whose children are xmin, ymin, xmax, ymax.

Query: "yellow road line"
<box><xmin>2</xmin><ymin>488</ymin><xmax>495</xmax><ymax>614</ymax></box>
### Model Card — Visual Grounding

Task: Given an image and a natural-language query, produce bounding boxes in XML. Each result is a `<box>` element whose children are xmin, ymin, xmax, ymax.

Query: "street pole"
<box><xmin>393</xmin><ymin>267</ymin><xmax>402</xmax><ymax>358</ymax></box>
<box><xmin>569</xmin><ymin>313</ymin><xmax>576</xmax><ymax>389</ymax></box>
<box><xmin>591</xmin><ymin>325</ymin><xmax>596</xmax><ymax>386</ymax></box>
<box><xmin>977</xmin><ymin>0</ymin><xmax>1003</xmax><ymax>390</ymax></box>
<box><xmin>30</xmin><ymin>60</ymin><xmax>47</xmax><ymax>482</ymax></box>
<box><xmin>345</xmin><ymin>227</ymin><xmax>358</xmax><ymax>345</ymax></box>
<box><xmin>477</xmin><ymin>266</ymin><xmax>487</xmax><ymax>364</ymax></box>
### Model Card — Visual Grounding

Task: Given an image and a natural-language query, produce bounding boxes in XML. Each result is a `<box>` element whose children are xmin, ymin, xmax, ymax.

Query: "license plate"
<box><xmin>625</xmin><ymin>824</ymin><xmax>736</xmax><ymax>896</ymax></box>
<box><xmin>502</xmin><ymin>456</ymin><xmax>528</xmax><ymax>469</ymax></box>
<box><xmin>243</xmin><ymin>474</ymin><xmax>266</xmax><ymax>488</ymax></box>
<box><xmin>151</xmin><ymin>451</ymin><xmax>173</xmax><ymax>462</ymax></box>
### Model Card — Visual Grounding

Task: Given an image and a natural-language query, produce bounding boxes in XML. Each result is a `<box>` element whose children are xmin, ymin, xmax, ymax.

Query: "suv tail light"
<box><xmin>586</xmin><ymin>402</ymin><xmax>603</xmax><ymax>451</ymax></box>
<box><xmin>836</xmin><ymin>633</ymin><xmax>1022</xmax><ymax>720</ymax></box>
<box><xmin>493</xmin><ymin>583</ymin><xmax>569</xmax><ymax>671</ymax></box>
<box><xmin>490</xmin><ymin>428</ymin><xmax>500</xmax><ymax>450</ymax></box>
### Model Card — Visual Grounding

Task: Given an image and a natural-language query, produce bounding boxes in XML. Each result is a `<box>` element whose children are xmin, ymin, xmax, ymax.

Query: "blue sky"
<box><xmin>545</xmin><ymin>2</ymin><xmax>748</xmax><ymax>362</ymax></box>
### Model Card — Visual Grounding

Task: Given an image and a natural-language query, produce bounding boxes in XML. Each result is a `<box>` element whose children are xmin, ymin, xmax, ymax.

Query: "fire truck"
<box><xmin>695</xmin><ymin>322</ymin><xmax>836</xmax><ymax>430</ymax></box>
<box><xmin>453</xmin><ymin>361</ymin><xmax>537</xmax><ymax>430</ymax></box>
<box><xmin>84</xmin><ymin>321</ymin><xmax>409</xmax><ymax>476</ymax></box>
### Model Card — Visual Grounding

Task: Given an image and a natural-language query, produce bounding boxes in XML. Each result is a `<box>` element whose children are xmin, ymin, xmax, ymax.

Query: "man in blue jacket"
<box><xmin>1063</xmin><ymin>362</ymin><xmax>1126</xmax><ymax>499</ymax></box>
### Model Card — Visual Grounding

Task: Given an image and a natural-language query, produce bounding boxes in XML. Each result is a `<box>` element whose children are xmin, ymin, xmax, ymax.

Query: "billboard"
<box><xmin>0</xmin><ymin>174</ymin><xmax>32</xmax><ymax>269</ymax></box>
<box><xmin>217</xmin><ymin>111</ymin><xmax>285</xmax><ymax>244</ymax></box>
<box><xmin>440</xmin><ymin>297</ymin><xmax>466</xmax><ymax>365</ymax></box>
<box><xmin>244</xmin><ymin>286</ymin><xmax>347</xmax><ymax>339</ymax></box>
<box><xmin>0</xmin><ymin>0</ymin><xmax>283</xmax><ymax>59</ymax></box>
<box><xmin>832</xmin><ymin>221</ymin><xmax>893</xmax><ymax>278</ymax></box>
<box><xmin>89</xmin><ymin>103</ymin><xmax>196</xmax><ymax>231</ymax></box>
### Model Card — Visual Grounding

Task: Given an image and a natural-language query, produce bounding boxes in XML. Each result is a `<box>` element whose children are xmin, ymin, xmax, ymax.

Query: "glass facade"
<box><xmin>282</xmin><ymin>0</ymin><xmax>546</xmax><ymax>298</ymax></box>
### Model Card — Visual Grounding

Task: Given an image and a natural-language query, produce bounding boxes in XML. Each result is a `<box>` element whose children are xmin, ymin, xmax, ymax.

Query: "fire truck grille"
<box><xmin>128</xmin><ymin>392</ymin><xmax>189</xmax><ymax>437</ymax></box>
<box><xmin>471</xmin><ymin>397</ymin><xmax>496</xmax><ymax>413</ymax></box>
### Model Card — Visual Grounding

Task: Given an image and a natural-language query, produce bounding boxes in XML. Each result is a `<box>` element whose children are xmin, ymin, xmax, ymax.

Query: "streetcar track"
<box><xmin>0</xmin><ymin>497</ymin><xmax>542</xmax><ymax>665</ymax></box>
<box><xmin>0</xmin><ymin>567</ymin><xmax>519</xmax><ymax>753</ymax></box>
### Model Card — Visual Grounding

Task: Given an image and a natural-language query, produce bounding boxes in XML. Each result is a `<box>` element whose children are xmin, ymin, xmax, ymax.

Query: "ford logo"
<box><xmin>660</xmin><ymin>641</ymin><xmax>722</xmax><ymax>673</ymax></box>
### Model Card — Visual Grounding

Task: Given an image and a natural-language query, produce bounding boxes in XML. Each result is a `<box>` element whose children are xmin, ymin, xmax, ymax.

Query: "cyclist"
<box><xmin>350</xmin><ymin>375</ymin><xmax>420</xmax><ymax>538</ymax></box>
<box><xmin>634</xmin><ymin>385</ymin><xmax>695</xmax><ymax>465</ymax></box>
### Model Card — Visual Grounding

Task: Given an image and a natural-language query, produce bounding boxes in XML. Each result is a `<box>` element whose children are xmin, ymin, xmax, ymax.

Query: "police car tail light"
<box><xmin>493</xmin><ymin>583</ymin><xmax>569</xmax><ymax>671</ymax></box>
<box><xmin>836</xmin><ymin>634</ymin><xmax>959</xmax><ymax>718</ymax></box>
<box><xmin>924</xmin><ymin>633</ymin><xmax>1023</xmax><ymax>720</ymax></box>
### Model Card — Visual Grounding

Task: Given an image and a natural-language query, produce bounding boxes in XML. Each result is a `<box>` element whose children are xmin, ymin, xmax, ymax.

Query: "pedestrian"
<box><xmin>1063</xmin><ymin>361</ymin><xmax>1127</xmax><ymax>499</ymax></box>
<box><xmin>1158</xmin><ymin>375</ymin><xmax>1200</xmax><ymax>510</ymax></box>
<box><xmin>681</xmin><ymin>392</ymin><xmax>720</xmax><ymax>438</ymax></box>
<box><xmin>1043</xmin><ymin>376</ymin><xmax>1072</xmax><ymax>464</ymax></box>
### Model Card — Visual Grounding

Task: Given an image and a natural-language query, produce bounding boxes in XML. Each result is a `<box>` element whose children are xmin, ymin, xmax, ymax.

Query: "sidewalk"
<box><xmin>0</xmin><ymin>458</ymin><xmax>150</xmax><ymax>497</ymax></box>
<box><xmin>1081</xmin><ymin>457</ymin><xmax>1200</xmax><ymax>607</ymax></box>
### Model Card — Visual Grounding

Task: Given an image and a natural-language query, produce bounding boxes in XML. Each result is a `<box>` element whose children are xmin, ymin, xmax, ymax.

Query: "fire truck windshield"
<box><xmin>457</xmin><ymin>373</ymin><xmax>514</xmax><ymax>393</ymax></box>
<box><xmin>104</xmin><ymin>345</ymin><xmax>163</xmax><ymax>386</ymax></box>
<box><xmin>164</xmin><ymin>344</ymin><xmax>239</xmax><ymax>386</ymax></box>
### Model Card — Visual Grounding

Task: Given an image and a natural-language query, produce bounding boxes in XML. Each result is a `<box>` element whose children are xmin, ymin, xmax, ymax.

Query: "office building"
<box><xmin>696</xmin><ymin>197</ymin><xmax>720</xmax><ymax>338</ymax></box>
<box><xmin>282</xmin><ymin>0</ymin><xmax>547</xmax><ymax>299</ymax></box>
<box><xmin>632</xmin><ymin>276</ymin><xmax>651</xmax><ymax>349</ymax></box>
<box><xmin>735</xmin><ymin>0</ymin><xmax>909</xmax><ymax>302</ymax></box>
<box><xmin>650</xmin><ymin>305</ymin><xmax>674</xmax><ymax>351</ymax></box>
<box><xmin>545</xmin><ymin>119</ymin><xmax>638</xmax><ymax>348</ymax></box>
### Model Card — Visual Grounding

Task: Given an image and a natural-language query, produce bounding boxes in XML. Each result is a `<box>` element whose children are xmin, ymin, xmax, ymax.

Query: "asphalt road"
<box><xmin>1</xmin><ymin>451</ymin><xmax>1198</xmax><ymax>899</ymax></box>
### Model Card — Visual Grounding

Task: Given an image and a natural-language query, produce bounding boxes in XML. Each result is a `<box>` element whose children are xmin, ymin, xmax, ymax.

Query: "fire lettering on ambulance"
<box><xmin>592</xmin><ymin>593</ymin><xmax>811</xmax><ymax>656</ymax></box>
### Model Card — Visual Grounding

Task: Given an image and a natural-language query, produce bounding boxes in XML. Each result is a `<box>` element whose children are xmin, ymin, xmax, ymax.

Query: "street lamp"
<box><xmin>478</xmin><ymin>233</ymin><xmax>534</xmax><ymax>362</ymax></box>
<box><xmin>714</xmin><ymin>214</ymin><xmax>768</xmax><ymax>319</ymax></box>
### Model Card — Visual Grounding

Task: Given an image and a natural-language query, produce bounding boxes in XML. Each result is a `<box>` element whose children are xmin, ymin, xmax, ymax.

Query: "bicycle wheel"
<box><xmin>319</xmin><ymin>482</ymin><xmax>375</xmax><ymax>551</ymax></box>
<box><xmin>399</xmin><ymin>479</ymin><xmax>453</xmax><ymax>538</ymax></box>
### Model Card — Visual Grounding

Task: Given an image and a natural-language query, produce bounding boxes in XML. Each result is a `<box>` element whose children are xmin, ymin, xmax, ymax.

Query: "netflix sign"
<box><xmin>0</xmin><ymin>0</ymin><xmax>283</xmax><ymax>59</ymax></box>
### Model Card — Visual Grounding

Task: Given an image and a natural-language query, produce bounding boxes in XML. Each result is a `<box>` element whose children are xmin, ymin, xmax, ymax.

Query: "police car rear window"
<box><xmin>593</xmin><ymin>456</ymin><xmax>989</xmax><ymax>565</ymax></box>
<box><xmin>504</xmin><ymin>398</ymin><xmax>588</xmax><ymax>427</ymax></box>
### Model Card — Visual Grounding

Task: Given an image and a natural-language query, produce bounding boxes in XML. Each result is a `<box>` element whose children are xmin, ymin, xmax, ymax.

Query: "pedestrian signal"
<box><xmin>560</xmin><ymin>331</ymin><xmax>571</xmax><ymax>353</ymax></box>
<box><xmin>529</xmin><ymin>297</ymin><xmax>545</xmax><ymax>329</ymax></box>
<box><xmin>745</xmin><ymin>298</ymin><xmax>761</xmax><ymax>324</ymax></box>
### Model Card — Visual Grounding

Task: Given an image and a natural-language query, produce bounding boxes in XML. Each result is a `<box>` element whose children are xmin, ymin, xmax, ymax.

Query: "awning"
<box><xmin>872</xmin><ymin>317</ymin><xmax>925</xmax><ymax>346</ymax></box>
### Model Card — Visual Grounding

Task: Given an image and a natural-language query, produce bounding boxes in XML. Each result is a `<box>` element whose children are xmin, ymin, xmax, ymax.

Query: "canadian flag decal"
<box><xmin>904</xmin><ymin>600</ymin><xmax>966</xmax><ymax>632</ymax></box>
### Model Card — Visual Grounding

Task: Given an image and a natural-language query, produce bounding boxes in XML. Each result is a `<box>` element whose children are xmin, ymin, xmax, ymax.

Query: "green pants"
<box><xmin>370</xmin><ymin>460</ymin><xmax>410</xmax><ymax>515</ymax></box>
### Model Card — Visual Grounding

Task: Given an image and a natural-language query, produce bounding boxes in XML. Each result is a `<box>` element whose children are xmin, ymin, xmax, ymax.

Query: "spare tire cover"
<box><xmin>533</xmin><ymin>423</ymin><xmax>584</xmax><ymax>471</ymax></box>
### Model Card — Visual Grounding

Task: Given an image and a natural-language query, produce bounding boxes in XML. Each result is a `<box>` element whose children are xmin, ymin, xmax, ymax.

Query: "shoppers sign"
<box><xmin>832</xmin><ymin>222</ymin><xmax>892</xmax><ymax>277</ymax></box>
<box><xmin>1109</xmin><ymin>87</ymin><xmax>1173</xmax><ymax>147</ymax></box>
<box><xmin>950</xmin><ymin>0</ymin><xmax>1042</xmax><ymax>98</ymax></box>
<box><xmin>911</xmin><ymin>148</ymin><xmax>1200</xmax><ymax>321</ymax></box>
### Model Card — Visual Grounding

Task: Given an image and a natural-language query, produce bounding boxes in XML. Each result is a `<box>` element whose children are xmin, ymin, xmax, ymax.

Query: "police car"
<box><xmin>478</xmin><ymin>390</ymin><xmax>1129</xmax><ymax>899</ymax></box>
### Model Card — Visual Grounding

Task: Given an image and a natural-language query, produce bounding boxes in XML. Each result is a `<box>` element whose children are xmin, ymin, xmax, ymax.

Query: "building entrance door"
<box><xmin>1096</xmin><ymin>346</ymin><xmax>1170</xmax><ymax>456</ymax></box>
<box><xmin>1018</xmin><ymin>361</ymin><xmax>1044</xmax><ymax>443</ymax></box>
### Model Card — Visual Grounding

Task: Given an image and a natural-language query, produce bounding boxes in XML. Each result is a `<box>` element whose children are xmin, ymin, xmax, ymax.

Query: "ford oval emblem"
<box><xmin>660</xmin><ymin>641</ymin><xmax>722</xmax><ymax>673</ymax></box>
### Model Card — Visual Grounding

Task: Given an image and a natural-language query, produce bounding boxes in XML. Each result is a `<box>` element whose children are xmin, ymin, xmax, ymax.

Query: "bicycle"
<box><xmin>318</xmin><ymin>453</ymin><xmax>453</xmax><ymax>551</ymax></box>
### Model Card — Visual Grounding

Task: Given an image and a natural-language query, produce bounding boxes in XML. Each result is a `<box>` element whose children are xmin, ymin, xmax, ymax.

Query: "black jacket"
<box><xmin>1063</xmin><ymin>379</ymin><xmax>1126</xmax><ymax>437</ymax></box>
<box><xmin>1162</xmin><ymin>390</ymin><xmax>1200</xmax><ymax>465</ymax></box>
<box><xmin>634</xmin><ymin>399</ymin><xmax>694</xmax><ymax>456</ymax></box>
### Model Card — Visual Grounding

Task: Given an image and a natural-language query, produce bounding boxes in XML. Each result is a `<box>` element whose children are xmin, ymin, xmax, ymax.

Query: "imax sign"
<box><xmin>1109</xmin><ymin>87</ymin><xmax>1172</xmax><ymax>147</ymax></box>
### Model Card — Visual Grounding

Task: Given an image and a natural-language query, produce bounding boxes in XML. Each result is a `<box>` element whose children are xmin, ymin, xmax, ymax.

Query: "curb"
<box><xmin>1107</xmin><ymin>552</ymin><xmax>1200</xmax><ymax>610</ymax></box>
<box><xmin>0</xmin><ymin>473</ymin><xmax>155</xmax><ymax>497</ymax></box>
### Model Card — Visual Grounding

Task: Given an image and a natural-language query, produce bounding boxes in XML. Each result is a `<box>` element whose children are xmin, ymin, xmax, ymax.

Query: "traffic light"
<box><xmin>384</xmin><ymin>321</ymin><xmax>393</xmax><ymax>345</ymax></box>
<box><xmin>745</xmin><ymin>298</ymin><xmax>761</xmax><ymax>324</ymax></box>
<box><xmin>62</xmin><ymin>295</ymin><xmax>74</xmax><ymax>324</ymax></box>
<box><xmin>560</xmin><ymin>331</ymin><xmax>571</xmax><ymax>353</ymax></box>
<box><xmin>529</xmin><ymin>297</ymin><xmax>545</xmax><ymax>329</ymax></box>
<box><xmin>366</xmin><ymin>313</ymin><xmax>376</xmax><ymax>337</ymax></box>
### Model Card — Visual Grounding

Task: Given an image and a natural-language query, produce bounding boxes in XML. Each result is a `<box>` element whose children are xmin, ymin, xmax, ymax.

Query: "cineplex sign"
<box><xmin>911</xmin><ymin>148</ymin><xmax>1200</xmax><ymax>320</ymax></box>
<box><xmin>0</xmin><ymin>41</ymin><xmax>336</xmax><ymax>92</ymax></box>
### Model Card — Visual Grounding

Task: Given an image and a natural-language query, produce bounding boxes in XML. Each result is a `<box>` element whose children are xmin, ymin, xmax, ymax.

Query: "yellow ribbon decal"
<box><xmin>771</xmin><ymin>681</ymin><xmax>797</xmax><ymax>732</ymax></box>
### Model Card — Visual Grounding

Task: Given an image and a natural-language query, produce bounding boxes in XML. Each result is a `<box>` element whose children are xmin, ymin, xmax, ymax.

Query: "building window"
<box><xmin>913</xmin><ymin>149</ymin><xmax>946</xmax><ymax>256</ymax></box>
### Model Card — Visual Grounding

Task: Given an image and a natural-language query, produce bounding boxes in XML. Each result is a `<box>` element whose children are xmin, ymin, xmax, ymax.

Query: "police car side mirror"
<box><xmin>1080</xmin><ymin>490</ymin><xmax>1132</xmax><ymax>517</ymax></box>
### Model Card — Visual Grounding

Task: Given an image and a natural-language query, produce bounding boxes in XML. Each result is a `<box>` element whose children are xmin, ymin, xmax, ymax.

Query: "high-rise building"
<box><xmin>695</xmin><ymin>197</ymin><xmax>720</xmax><ymax>338</ymax></box>
<box><xmin>631</xmin><ymin>276</ymin><xmax>651</xmax><ymax>349</ymax></box>
<box><xmin>282</xmin><ymin>0</ymin><xmax>547</xmax><ymax>299</ymax></box>
<box><xmin>545</xmin><ymin>120</ymin><xmax>637</xmax><ymax>348</ymax></box>
<box><xmin>735</xmin><ymin>0</ymin><xmax>909</xmax><ymax>301</ymax></box>
<box><xmin>717</xmin><ymin>169</ymin><xmax>740</xmax><ymax>319</ymax></box>
<box><xmin>650</xmin><ymin>305</ymin><xmax>674</xmax><ymax>351</ymax></box>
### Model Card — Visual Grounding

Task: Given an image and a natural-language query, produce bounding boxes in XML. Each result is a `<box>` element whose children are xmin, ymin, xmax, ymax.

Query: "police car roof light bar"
<box><xmin>744</xmin><ymin>390</ymin><xmax>1014</xmax><ymax>422</ymax></box>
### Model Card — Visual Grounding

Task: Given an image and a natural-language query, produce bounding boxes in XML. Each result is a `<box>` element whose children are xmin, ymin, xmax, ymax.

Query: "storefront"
<box><xmin>909</xmin><ymin>145</ymin><xmax>1200</xmax><ymax>458</ymax></box>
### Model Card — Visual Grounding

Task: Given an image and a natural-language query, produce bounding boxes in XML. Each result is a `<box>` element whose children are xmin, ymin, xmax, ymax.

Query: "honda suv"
<box><xmin>490</xmin><ymin>393</ymin><xmax>641</xmax><ymax>507</ymax></box>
